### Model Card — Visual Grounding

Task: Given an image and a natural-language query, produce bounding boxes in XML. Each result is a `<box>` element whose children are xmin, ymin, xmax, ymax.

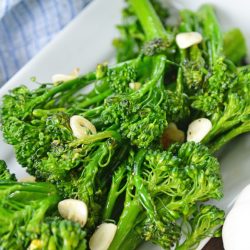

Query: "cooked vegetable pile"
<box><xmin>0</xmin><ymin>0</ymin><xmax>249</xmax><ymax>249</ymax></box>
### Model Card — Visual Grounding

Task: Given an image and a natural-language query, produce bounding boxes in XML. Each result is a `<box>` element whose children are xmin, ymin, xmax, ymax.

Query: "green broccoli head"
<box><xmin>120</xmin><ymin>104</ymin><xmax>167</xmax><ymax>148</ymax></box>
<box><xmin>181</xmin><ymin>46</ymin><xmax>206</xmax><ymax>93</ymax></box>
<box><xmin>144</xmin><ymin>142</ymin><xmax>223</xmax><ymax>218</ymax></box>
<box><xmin>176</xmin><ymin>205</ymin><xmax>224</xmax><ymax>250</ymax></box>
<box><xmin>137</xmin><ymin>217</ymin><xmax>180</xmax><ymax>249</ymax></box>
<box><xmin>0</xmin><ymin>182</ymin><xmax>60</xmax><ymax>249</ymax></box>
<box><xmin>0</xmin><ymin>160</ymin><xmax>16</xmax><ymax>181</ymax></box>
<box><xmin>0</xmin><ymin>85</ymin><xmax>45</xmax><ymax>120</ymax></box>
<box><xmin>101</xmin><ymin>54</ymin><xmax>168</xmax><ymax>148</ymax></box>
<box><xmin>196</xmin><ymin>68</ymin><xmax>250</xmax><ymax>152</ymax></box>
<box><xmin>101</xmin><ymin>95</ymin><xmax>167</xmax><ymax>148</ymax></box>
<box><xmin>0</xmin><ymin>181</ymin><xmax>87</xmax><ymax>250</ymax></box>
<box><xmin>113</xmin><ymin>0</ymin><xmax>169</xmax><ymax>62</ymax></box>
<box><xmin>31</xmin><ymin>217</ymin><xmax>87</xmax><ymax>250</ymax></box>
<box><xmin>2</xmin><ymin>112</ymin><xmax>73</xmax><ymax>176</ymax></box>
<box><xmin>107</xmin><ymin>63</ymin><xmax>137</xmax><ymax>94</ymax></box>
<box><xmin>164</xmin><ymin>90</ymin><xmax>190</xmax><ymax>122</ymax></box>
<box><xmin>108</xmin><ymin>142</ymin><xmax>223</xmax><ymax>250</ymax></box>
<box><xmin>142</xmin><ymin>38</ymin><xmax>173</xmax><ymax>57</ymax></box>
<box><xmin>191</xmin><ymin>58</ymin><xmax>237</xmax><ymax>116</ymax></box>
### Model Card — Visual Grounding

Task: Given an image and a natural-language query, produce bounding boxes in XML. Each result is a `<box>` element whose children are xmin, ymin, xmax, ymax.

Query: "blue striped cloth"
<box><xmin>0</xmin><ymin>0</ymin><xmax>91</xmax><ymax>86</ymax></box>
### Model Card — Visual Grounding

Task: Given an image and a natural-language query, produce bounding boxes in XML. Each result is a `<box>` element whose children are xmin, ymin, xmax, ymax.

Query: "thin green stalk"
<box><xmin>25</xmin><ymin>72</ymin><xmax>96</xmax><ymax>117</ymax></box>
<box><xmin>103</xmin><ymin>166</ymin><xmax>127</xmax><ymax>220</ymax></box>
<box><xmin>108</xmin><ymin>199</ymin><xmax>142</xmax><ymax>250</ymax></box>
<box><xmin>83</xmin><ymin>106</ymin><xmax>104</xmax><ymax>118</ymax></box>
<box><xmin>134</xmin><ymin>55</ymin><xmax>166</xmax><ymax>98</ymax></box>
<box><xmin>176</xmin><ymin>52</ymin><xmax>184</xmax><ymax>94</ymax></box>
<box><xmin>69</xmin><ymin>130</ymin><xmax>121</xmax><ymax>147</ymax></box>
<box><xmin>129</xmin><ymin>0</ymin><xmax>167</xmax><ymax>40</ymax></box>
<box><xmin>32</xmin><ymin>108</ymin><xmax>66</xmax><ymax>117</ymax></box>
<box><xmin>223</xmin><ymin>28</ymin><xmax>247</xmax><ymax>64</ymax></box>
<box><xmin>209</xmin><ymin>121</ymin><xmax>250</xmax><ymax>153</ymax></box>
<box><xmin>118</xmin><ymin>229</ymin><xmax>143</xmax><ymax>250</ymax></box>
<box><xmin>79</xmin><ymin>144</ymin><xmax>109</xmax><ymax>191</ymax></box>
<box><xmin>78</xmin><ymin>89</ymin><xmax>112</xmax><ymax>108</ymax></box>
<box><xmin>85</xmin><ymin>80</ymin><xmax>110</xmax><ymax>98</ymax></box>
<box><xmin>198</xmin><ymin>5</ymin><xmax>223</xmax><ymax>66</ymax></box>
<box><xmin>108</xmin><ymin>150</ymin><xmax>147</xmax><ymax>250</ymax></box>
<box><xmin>46</xmin><ymin>72</ymin><xmax>96</xmax><ymax>98</ymax></box>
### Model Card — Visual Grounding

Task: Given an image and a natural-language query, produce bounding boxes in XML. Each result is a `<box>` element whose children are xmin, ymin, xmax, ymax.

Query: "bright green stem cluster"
<box><xmin>209</xmin><ymin>121</ymin><xmax>250</xmax><ymax>153</ymax></box>
<box><xmin>108</xmin><ymin>193</ymin><xmax>142</xmax><ymax>250</ymax></box>
<box><xmin>198</xmin><ymin>4</ymin><xmax>223</xmax><ymax>65</ymax></box>
<box><xmin>103</xmin><ymin>166</ymin><xmax>127</xmax><ymax>220</ymax></box>
<box><xmin>223</xmin><ymin>28</ymin><xmax>247</xmax><ymax>65</ymax></box>
<box><xmin>69</xmin><ymin>129</ymin><xmax>121</xmax><ymax>147</ymax></box>
<box><xmin>128</xmin><ymin>0</ymin><xmax>167</xmax><ymax>40</ymax></box>
<box><xmin>25</xmin><ymin>72</ymin><xmax>96</xmax><ymax>118</ymax></box>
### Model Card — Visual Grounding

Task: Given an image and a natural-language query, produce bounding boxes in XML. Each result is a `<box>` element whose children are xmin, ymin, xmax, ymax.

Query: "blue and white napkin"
<box><xmin>0</xmin><ymin>0</ymin><xmax>91</xmax><ymax>86</ymax></box>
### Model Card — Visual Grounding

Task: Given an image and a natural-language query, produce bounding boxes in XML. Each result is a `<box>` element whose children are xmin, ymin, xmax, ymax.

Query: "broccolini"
<box><xmin>1</xmin><ymin>0</ymin><xmax>250</xmax><ymax>249</ymax></box>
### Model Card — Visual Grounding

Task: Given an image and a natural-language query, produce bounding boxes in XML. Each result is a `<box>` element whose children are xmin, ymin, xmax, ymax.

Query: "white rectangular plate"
<box><xmin>1</xmin><ymin>0</ymin><xmax>250</xmax><ymax>249</ymax></box>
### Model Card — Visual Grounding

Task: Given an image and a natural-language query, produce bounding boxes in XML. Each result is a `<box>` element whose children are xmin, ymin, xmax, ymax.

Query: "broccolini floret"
<box><xmin>105</xmin><ymin>142</ymin><xmax>223</xmax><ymax>250</ymax></box>
<box><xmin>223</xmin><ymin>28</ymin><xmax>247</xmax><ymax>65</ymax></box>
<box><xmin>113</xmin><ymin>0</ymin><xmax>169</xmax><ymax>62</ymax></box>
<box><xmin>0</xmin><ymin>180</ymin><xmax>87</xmax><ymax>250</ymax></box>
<box><xmin>3</xmin><ymin>0</ymin><xmax>250</xmax><ymax>249</ymax></box>
<box><xmin>176</xmin><ymin>205</ymin><xmax>224</xmax><ymax>250</ymax></box>
<box><xmin>31</xmin><ymin>217</ymin><xmax>87</xmax><ymax>250</ymax></box>
<box><xmin>0</xmin><ymin>160</ymin><xmax>16</xmax><ymax>181</ymax></box>
<box><xmin>177</xmin><ymin>5</ymin><xmax>250</xmax><ymax>152</ymax></box>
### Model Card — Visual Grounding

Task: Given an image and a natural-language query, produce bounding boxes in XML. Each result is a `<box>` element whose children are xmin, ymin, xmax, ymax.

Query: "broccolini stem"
<box><xmin>118</xmin><ymin>229</ymin><xmax>143</xmax><ymax>250</ymax></box>
<box><xmin>135</xmin><ymin>55</ymin><xmax>166</xmax><ymax>98</ymax></box>
<box><xmin>76</xmin><ymin>143</ymin><xmax>113</xmax><ymax>228</ymax></box>
<box><xmin>177</xmin><ymin>9</ymin><xmax>196</xmax><ymax>94</ymax></box>
<box><xmin>103</xmin><ymin>166</ymin><xmax>127</xmax><ymax>220</ymax></box>
<box><xmin>77</xmin><ymin>89</ymin><xmax>112</xmax><ymax>108</ymax></box>
<box><xmin>25</xmin><ymin>72</ymin><xmax>96</xmax><ymax>117</ymax></box>
<box><xmin>128</xmin><ymin>0</ymin><xmax>167</xmax><ymax>40</ymax></box>
<box><xmin>109</xmin><ymin>151</ymin><xmax>147</xmax><ymax>250</ymax></box>
<box><xmin>209</xmin><ymin>121</ymin><xmax>250</xmax><ymax>153</ymax></box>
<box><xmin>83</xmin><ymin>106</ymin><xmax>104</xmax><ymax>118</ymax></box>
<box><xmin>79</xmin><ymin>143</ymin><xmax>110</xmax><ymax>198</ymax></box>
<box><xmin>133</xmin><ymin>150</ymin><xmax>157</xmax><ymax>221</ymax></box>
<box><xmin>223</xmin><ymin>28</ymin><xmax>247</xmax><ymax>64</ymax></box>
<box><xmin>32</xmin><ymin>108</ymin><xmax>66</xmax><ymax>117</ymax></box>
<box><xmin>46</xmin><ymin>72</ymin><xmax>96</xmax><ymax>98</ymax></box>
<box><xmin>26</xmin><ymin>196</ymin><xmax>58</xmax><ymax>233</ymax></box>
<box><xmin>69</xmin><ymin>130</ymin><xmax>121</xmax><ymax>147</ymax></box>
<box><xmin>198</xmin><ymin>5</ymin><xmax>223</xmax><ymax>66</ymax></box>
<box><xmin>0</xmin><ymin>182</ymin><xmax>59</xmax><ymax>196</ymax></box>
<box><xmin>100</xmin><ymin>145</ymin><xmax>129</xmax><ymax>191</ymax></box>
<box><xmin>133</xmin><ymin>149</ymin><xmax>147</xmax><ymax>175</ymax></box>
<box><xmin>108</xmin><ymin>199</ymin><xmax>142</xmax><ymax>250</ymax></box>
<box><xmin>176</xmin><ymin>55</ymin><xmax>184</xmax><ymax>93</ymax></box>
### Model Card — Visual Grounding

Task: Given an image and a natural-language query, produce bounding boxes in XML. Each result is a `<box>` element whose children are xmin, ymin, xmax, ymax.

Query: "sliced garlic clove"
<box><xmin>70</xmin><ymin>115</ymin><xmax>97</xmax><ymax>139</ymax></box>
<box><xmin>58</xmin><ymin>199</ymin><xmax>88</xmax><ymax>227</ymax></box>
<box><xmin>19</xmin><ymin>175</ymin><xmax>36</xmax><ymax>182</ymax></box>
<box><xmin>129</xmin><ymin>82</ymin><xmax>141</xmax><ymax>90</ymax></box>
<box><xmin>187</xmin><ymin>118</ymin><xmax>212</xmax><ymax>143</ymax></box>
<box><xmin>52</xmin><ymin>74</ymin><xmax>76</xmax><ymax>83</ymax></box>
<box><xmin>70</xmin><ymin>67</ymin><xmax>80</xmax><ymax>77</ymax></box>
<box><xmin>52</xmin><ymin>68</ymin><xmax>80</xmax><ymax>83</ymax></box>
<box><xmin>176</xmin><ymin>32</ymin><xmax>203</xmax><ymax>49</ymax></box>
<box><xmin>89</xmin><ymin>223</ymin><xmax>117</xmax><ymax>250</ymax></box>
